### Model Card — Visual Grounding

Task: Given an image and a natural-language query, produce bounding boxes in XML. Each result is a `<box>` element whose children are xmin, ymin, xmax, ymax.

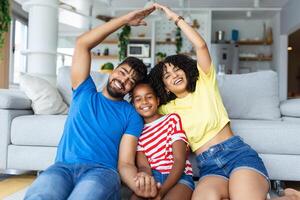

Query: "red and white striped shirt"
<box><xmin>137</xmin><ymin>113</ymin><xmax>193</xmax><ymax>175</ymax></box>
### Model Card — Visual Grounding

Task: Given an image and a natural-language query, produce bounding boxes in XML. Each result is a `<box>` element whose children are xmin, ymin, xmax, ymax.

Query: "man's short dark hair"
<box><xmin>118</xmin><ymin>57</ymin><xmax>147</xmax><ymax>83</ymax></box>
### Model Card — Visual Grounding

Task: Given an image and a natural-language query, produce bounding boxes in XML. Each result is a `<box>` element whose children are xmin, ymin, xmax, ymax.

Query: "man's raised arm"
<box><xmin>71</xmin><ymin>5</ymin><xmax>155</xmax><ymax>89</ymax></box>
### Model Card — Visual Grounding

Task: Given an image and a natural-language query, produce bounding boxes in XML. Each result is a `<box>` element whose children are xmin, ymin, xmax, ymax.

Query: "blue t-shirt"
<box><xmin>55</xmin><ymin>76</ymin><xmax>143</xmax><ymax>171</ymax></box>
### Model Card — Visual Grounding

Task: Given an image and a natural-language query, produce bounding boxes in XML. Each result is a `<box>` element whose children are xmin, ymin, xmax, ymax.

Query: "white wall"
<box><xmin>281</xmin><ymin>0</ymin><xmax>300</xmax><ymax>34</ymax></box>
<box><xmin>278</xmin><ymin>0</ymin><xmax>300</xmax><ymax>100</ymax></box>
<box><xmin>272</xmin><ymin>12</ymin><xmax>287</xmax><ymax>101</ymax></box>
<box><xmin>212</xmin><ymin>19</ymin><xmax>272</xmax><ymax>42</ymax></box>
<box><xmin>212</xmin><ymin>18</ymin><xmax>275</xmax><ymax>72</ymax></box>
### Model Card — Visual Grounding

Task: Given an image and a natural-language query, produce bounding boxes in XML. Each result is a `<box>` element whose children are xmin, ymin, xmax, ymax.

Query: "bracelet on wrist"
<box><xmin>175</xmin><ymin>16</ymin><xmax>184</xmax><ymax>26</ymax></box>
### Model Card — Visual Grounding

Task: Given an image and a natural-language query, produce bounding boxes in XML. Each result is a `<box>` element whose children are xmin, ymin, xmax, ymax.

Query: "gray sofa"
<box><xmin>1</xmin><ymin>67</ymin><xmax>300</xmax><ymax>185</ymax></box>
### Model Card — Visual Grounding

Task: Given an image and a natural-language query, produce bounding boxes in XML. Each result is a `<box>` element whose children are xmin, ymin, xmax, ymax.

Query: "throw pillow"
<box><xmin>57</xmin><ymin>67</ymin><xmax>109</xmax><ymax>106</ymax></box>
<box><xmin>19</xmin><ymin>74</ymin><xmax>68</xmax><ymax>115</ymax></box>
<box><xmin>218</xmin><ymin>71</ymin><xmax>281</xmax><ymax>120</ymax></box>
<box><xmin>280</xmin><ymin>99</ymin><xmax>300</xmax><ymax>117</ymax></box>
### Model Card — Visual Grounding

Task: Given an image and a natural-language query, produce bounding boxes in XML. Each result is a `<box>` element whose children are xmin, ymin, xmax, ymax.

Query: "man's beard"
<box><xmin>106</xmin><ymin>80</ymin><xmax>125</xmax><ymax>99</ymax></box>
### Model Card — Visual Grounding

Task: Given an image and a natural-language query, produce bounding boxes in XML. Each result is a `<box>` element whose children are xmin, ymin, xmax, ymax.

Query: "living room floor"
<box><xmin>1</xmin><ymin>173</ymin><xmax>300</xmax><ymax>199</ymax></box>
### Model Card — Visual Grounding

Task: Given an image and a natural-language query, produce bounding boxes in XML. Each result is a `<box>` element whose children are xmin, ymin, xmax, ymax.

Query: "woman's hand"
<box><xmin>153</xmin><ymin>3</ymin><xmax>179</xmax><ymax>21</ymax></box>
<box><xmin>124</xmin><ymin>5</ymin><xmax>155</xmax><ymax>26</ymax></box>
<box><xmin>154</xmin><ymin>3</ymin><xmax>211</xmax><ymax>72</ymax></box>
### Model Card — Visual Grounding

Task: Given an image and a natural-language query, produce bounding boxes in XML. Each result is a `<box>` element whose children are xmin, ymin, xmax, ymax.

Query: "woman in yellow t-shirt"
<box><xmin>149</xmin><ymin>3</ymin><xmax>300</xmax><ymax>200</ymax></box>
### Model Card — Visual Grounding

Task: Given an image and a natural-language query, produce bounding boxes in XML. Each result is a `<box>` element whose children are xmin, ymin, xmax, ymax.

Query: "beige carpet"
<box><xmin>0</xmin><ymin>175</ymin><xmax>35</xmax><ymax>199</ymax></box>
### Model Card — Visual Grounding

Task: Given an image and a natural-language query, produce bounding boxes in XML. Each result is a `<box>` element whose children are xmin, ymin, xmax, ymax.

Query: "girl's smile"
<box><xmin>132</xmin><ymin>83</ymin><xmax>162</xmax><ymax>123</ymax></box>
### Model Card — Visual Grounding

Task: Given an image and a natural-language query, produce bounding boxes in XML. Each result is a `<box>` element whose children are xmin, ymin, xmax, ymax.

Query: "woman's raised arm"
<box><xmin>154</xmin><ymin>3</ymin><xmax>211</xmax><ymax>74</ymax></box>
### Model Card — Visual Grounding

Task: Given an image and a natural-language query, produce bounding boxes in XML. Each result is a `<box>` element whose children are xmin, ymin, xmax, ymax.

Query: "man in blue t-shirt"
<box><xmin>25</xmin><ymin>5</ymin><xmax>159</xmax><ymax>200</ymax></box>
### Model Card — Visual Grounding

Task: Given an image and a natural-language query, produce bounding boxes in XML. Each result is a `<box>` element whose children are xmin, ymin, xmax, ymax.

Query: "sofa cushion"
<box><xmin>19</xmin><ymin>74</ymin><xmax>68</xmax><ymax>115</ymax></box>
<box><xmin>11</xmin><ymin>115</ymin><xmax>67</xmax><ymax>146</ymax></box>
<box><xmin>218</xmin><ymin>71</ymin><xmax>281</xmax><ymax>120</ymax></box>
<box><xmin>231</xmin><ymin>119</ymin><xmax>300</xmax><ymax>155</ymax></box>
<box><xmin>57</xmin><ymin>67</ymin><xmax>109</xmax><ymax>106</ymax></box>
<box><xmin>0</xmin><ymin>89</ymin><xmax>31</xmax><ymax>109</ymax></box>
<box><xmin>282</xmin><ymin>116</ymin><xmax>300</xmax><ymax>122</ymax></box>
<box><xmin>280</xmin><ymin>99</ymin><xmax>300</xmax><ymax>117</ymax></box>
<box><xmin>7</xmin><ymin>145</ymin><xmax>57</xmax><ymax>171</ymax></box>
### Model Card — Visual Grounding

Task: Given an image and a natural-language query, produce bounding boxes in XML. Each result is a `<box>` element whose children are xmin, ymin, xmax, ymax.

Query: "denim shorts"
<box><xmin>152</xmin><ymin>169</ymin><xmax>195</xmax><ymax>191</ymax></box>
<box><xmin>196</xmin><ymin>136</ymin><xmax>269</xmax><ymax>184</ymax></box>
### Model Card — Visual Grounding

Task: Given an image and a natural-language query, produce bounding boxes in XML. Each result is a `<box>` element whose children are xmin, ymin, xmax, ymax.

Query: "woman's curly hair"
<box><xmin>149</xmin><ymin>54</ymin><xmax>199</xmax><ymax>105</ymax></box>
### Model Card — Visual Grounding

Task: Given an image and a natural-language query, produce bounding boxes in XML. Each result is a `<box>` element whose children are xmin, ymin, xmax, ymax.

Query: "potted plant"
<box><xmin>0</xmin><ymin>0</ymin><xmax>11</xmax><ymax>59</ymax></box>
<box><xmin>99</xmin><ymin>62</ymin><xmax>114</xmax><ymax>74</ymax></box>
<box><xmin>175</xmin><ymin>27</ymin><xmax>182</xmax><ymax>54</ymax></box>
<box><xmin>118</xmin><ymin>25</ymin><xmax>131</xmax><ymax>61</ymax></box>
<box><xmin>156</xmin><ymin>52</ymin><xmax>166</xmax><ymax>63</ymax></box>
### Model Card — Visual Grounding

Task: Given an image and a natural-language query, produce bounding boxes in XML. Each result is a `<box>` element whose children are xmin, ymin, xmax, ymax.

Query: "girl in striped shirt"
<box><xmin>131</xmin><ymin>81</ymin><xmax>194</xmax><ymax>200</ymax></box>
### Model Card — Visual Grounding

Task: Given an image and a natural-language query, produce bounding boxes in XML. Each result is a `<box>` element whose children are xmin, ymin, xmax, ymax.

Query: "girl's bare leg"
<box><xmin>163</xmin><ymin>183</ymin><xmax>192</xmax><ymax>200</ymax></box>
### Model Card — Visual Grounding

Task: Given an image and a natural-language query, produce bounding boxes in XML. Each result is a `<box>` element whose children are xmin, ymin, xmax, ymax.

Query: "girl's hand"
<box><xmin>124</xmin><ymin>5</ymin><xmax>155</xmax><ymax>26</ymax></box>
<box><xmin>153</xmin><ymin>3</ymin><xmax>179</xmax><ymax>21</ymax></box>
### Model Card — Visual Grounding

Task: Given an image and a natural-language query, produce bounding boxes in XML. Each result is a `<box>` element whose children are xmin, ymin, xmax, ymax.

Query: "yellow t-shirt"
<box><xmin>158</xmin><ymin>63</ymin><xmax>230</xmax><ymax>152</ymax></box>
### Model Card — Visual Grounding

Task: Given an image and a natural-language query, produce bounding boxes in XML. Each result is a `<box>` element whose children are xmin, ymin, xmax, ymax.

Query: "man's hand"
<box><xmin>153</xmin><ymin>3</ymin><xmax>178</xmax><ymax>21</ymax></box>
<box><xmin>124</xmin><ymin>5</ymin><xmax>155</xmax><ymax>26</ymax></box>
<box><xmin>133</xmin><ymin>172</ymin><xmax>161</xmax><ymax>198</ymax></box>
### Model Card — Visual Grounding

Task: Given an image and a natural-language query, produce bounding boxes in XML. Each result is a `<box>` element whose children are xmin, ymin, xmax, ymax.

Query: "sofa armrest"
<box><xmin>0</xmin><ymin>109</ymin><xmax>33</xmax><ymax>170</ymax></box>
<box><xmin>280</xmin><ymin>99</ymin><xmax>300</xmax><ymax>117</ymax></box>
<box><xmin>0</xmin><ymin>89</ymin><xmax>31</xmax><ymax>110</ymax></box>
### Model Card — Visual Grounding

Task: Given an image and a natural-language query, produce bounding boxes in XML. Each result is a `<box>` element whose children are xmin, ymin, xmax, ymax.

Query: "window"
<box><xmin>57</xmin><ymin>47</ymin><xmax>73</xmax><ymax>72</ymax></box>
<box><xmin>10</xmin><ymin>17</ymin><xmax>28</xmax><ymax>84</ymax></box>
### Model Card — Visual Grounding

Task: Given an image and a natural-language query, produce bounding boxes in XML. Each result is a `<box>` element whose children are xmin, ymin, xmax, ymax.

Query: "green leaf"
<box><xmin>0</xmin><ymin>0</ymin><xmax>11</xmax><ymax>60</ymax></box>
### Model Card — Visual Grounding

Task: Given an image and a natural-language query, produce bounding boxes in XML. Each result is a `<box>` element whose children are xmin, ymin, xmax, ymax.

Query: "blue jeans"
<box><xmin>152</xmin><ymin>169</ymin><xmax>195</xmax><ymax>191</ymax></box>
<box><xmin>196</xmin><ymin>136</ymin><xmax>269</xmax><ymax>183</ymax></box>
<box><xmin>24</xmin><ymin>162</ymin><xmax>120</xmax><ymax>200</ymax></box>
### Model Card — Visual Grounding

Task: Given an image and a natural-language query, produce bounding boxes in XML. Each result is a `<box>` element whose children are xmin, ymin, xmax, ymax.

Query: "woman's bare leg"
<box><xmin>191</xmin><ymin>176</ymin><xmax>229</xmax><ymax>200</ymax></box>
<box><xmin>229</xmin><ymin>169</ymin><xmax>269</xmax><ymax>200</ymax></box>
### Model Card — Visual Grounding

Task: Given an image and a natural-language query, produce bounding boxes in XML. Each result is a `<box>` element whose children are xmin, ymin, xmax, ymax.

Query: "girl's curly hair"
<box><xmin>129</xmin><ymin>77</ymin><xmax>158</xmax><ymax>104</ymax></box>
<box><xmin>149</xmin><ymin>54</ymin><xmax>199</xmax><ymax>105</ymax></box>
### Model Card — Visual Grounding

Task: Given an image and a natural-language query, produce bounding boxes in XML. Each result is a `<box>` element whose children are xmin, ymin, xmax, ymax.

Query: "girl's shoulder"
<box><xmin>165</xmin><ymin>113</ymin><xmax>182</xmax><ymax>122</ymax></box>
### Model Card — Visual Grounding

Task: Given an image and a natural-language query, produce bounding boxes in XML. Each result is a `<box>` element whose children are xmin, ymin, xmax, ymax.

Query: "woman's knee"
<box><xmin>192</xmin><ymin>187</ymin><xmax>224</xmax><ymax>200</ymax></box>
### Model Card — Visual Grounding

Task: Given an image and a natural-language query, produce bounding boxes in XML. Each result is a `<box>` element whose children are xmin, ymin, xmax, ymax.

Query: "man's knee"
<box><xmin>25</xmin><ymin>191</ymin><xmax>65</xmax><ymax>200</ymax></box>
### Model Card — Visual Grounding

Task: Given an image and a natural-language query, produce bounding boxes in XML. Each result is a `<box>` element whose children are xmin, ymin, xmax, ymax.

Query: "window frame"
<box><xmin>9</xmin><ymin>13</ymin><xmax>28</xmax><ymax>86</ymax></box>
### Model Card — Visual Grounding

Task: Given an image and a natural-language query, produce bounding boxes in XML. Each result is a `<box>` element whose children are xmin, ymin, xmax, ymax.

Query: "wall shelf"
<box><xmin>237</xmin><ymin>40</ymin><xmax>273</xmax><ymax>45</ymax></box>
<box><xmin>182</xmin><ymin>52</ymin><xmax>196</xmax><ymax>57</ymax></box>
<box><xmin>239</xmin><ymin>56</ymin><xmax>272</xmax><ymax>61</ymax></box>
<box><xmin>102</xmin><ymin>39</ymin><xmax>118</xmax><ymax>44</ymax></box>
<box><xmin>92</xmin><ymin>55</ymin><xmax>118</xmax><ymax>59</ymax></box>
<box><xmin>156</xmin><ymin>41</ymin><xmax>176</xmax><ymax>45</ymax></box>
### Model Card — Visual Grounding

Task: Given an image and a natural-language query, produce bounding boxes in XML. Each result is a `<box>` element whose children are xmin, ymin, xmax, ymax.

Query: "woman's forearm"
<box><xmin>171</xmin><ymin>15</ymin><xmax>207</xmax><ymax>51</ymax></box>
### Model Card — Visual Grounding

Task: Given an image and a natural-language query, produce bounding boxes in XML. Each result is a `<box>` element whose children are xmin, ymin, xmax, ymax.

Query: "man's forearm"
<box><xmin>119</xmin><ymin>163</ymin><xmax>139</xmax><ymax>192</ymax></box>
<box><xmin>76</xmin><ymin>15</ymin><xmax>129</xmax><ymax>50</ymax></box>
